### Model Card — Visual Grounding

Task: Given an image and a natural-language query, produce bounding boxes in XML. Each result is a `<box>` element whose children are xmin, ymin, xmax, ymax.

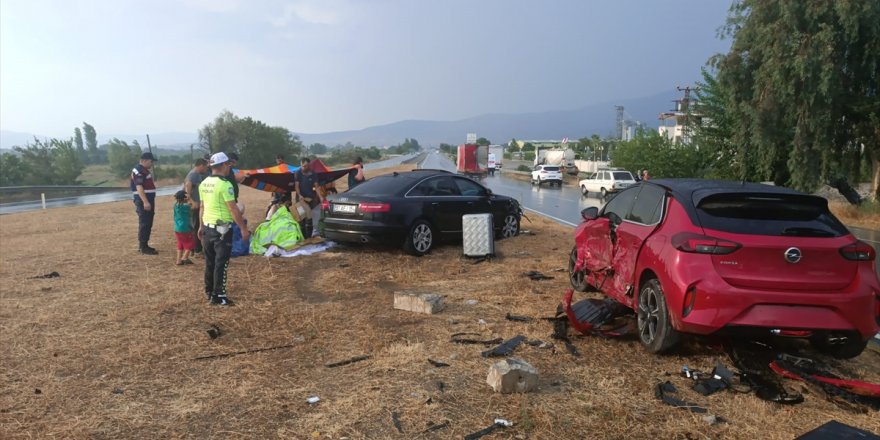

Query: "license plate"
<box><xmin>333</xmin><ymin>204</ymin><xmax>357</xmax><ymax>213</ymax></box>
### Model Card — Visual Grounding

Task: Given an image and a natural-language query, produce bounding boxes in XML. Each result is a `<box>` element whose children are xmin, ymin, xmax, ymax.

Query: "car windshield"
<box><xmin>613</xmin><ymin>172</ymin><xmax>634</xmax><ymax>180</ymax></box>
<box><xmin>542</xmin><ymin>166</ymin><xmax>560</xmax><ymax>171</ymax></box>
<box><xmin>696</xmin><ymin>194</ymin><xmax>849</xmax><ymax>237</ymax></box>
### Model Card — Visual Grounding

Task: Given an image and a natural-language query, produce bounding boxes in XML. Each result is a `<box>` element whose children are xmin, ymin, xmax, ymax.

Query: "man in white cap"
<box><xmin>198</xmin><ymin>152</ymin><xmax>250</xmax><ymax>306</ymax></box>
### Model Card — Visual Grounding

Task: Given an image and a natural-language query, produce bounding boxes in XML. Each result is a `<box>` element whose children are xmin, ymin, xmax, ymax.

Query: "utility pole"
<box><xmin>146</xmin><ymin>134</ymin><xmax>153</xmax><ymax>154</ymax></box>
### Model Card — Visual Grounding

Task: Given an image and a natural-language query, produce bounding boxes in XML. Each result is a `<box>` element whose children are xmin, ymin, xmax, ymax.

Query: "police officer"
<box><xmin>198</xmin><ymin>152</ymin><xmax>250</xmax><ymax>306</ymax></box>
<box><xmin>131</xmin><ymin>152</ymin><xmax>159</xmax><ymax>254</ymax></box>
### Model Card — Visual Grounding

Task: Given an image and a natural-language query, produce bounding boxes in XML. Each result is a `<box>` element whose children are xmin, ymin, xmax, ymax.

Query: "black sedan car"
<box><xmin>321</xmin><ymin>169</ymin><xmax>521</xmax><ymax>255</ymax></box>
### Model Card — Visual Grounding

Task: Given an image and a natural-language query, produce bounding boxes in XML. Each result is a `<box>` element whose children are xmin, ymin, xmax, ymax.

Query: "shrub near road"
<box><xmin>0</xmin><ymin>165</ymin><xmax>878</xmax><ymax>438</ymax></box>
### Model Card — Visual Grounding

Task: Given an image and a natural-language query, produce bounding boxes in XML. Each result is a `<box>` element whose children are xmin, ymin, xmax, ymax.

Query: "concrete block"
<box><xmin>486</xmin><ymin>358</ymin><xmax>538</xmax><ymax>393</ymax></box>
<box><xmin>393</xmin><ymin>291</ymin><xmax>445</xmax><ymax>314</ymax></box>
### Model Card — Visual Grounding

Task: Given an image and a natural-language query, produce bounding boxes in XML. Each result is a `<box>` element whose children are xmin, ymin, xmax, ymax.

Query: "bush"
<box><xmin>516</xmin><ymin>164</ymin><xmax>532</xmax><ymax>172</ymax></box>
<box><xmin>523</xmin><ymin>152</ymin><xmax>535</xmax><ymax>161</ymax></box>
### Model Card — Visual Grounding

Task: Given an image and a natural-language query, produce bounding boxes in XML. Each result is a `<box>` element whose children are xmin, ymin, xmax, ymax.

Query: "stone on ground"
<box><xmin>486</xmin><ymin>358</ymin><xmax>539</xmax><ymax>393</ymax></box>
<box><xmin>393</xmin><ymin>291</ymin><xmax>445</xmax><ymax>314</ymax></box>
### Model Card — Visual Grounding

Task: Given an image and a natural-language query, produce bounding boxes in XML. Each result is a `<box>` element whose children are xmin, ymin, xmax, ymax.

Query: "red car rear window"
<box><xmin>696</xmin><ymin>194</ymin><xmax>848</xmax><ymax>237</ymax></box>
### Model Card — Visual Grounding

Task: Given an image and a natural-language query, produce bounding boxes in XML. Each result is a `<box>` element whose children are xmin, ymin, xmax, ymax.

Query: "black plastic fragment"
<box><xmin>428</xmin><ymin>358</ymin><xmax>450</xmax><ymax>367</ymax></box>
<box><xmin>654</xmin><ymin>381</ymin><xmax>708</xmax><ymax>413</ymax></box>
<box><xmin>481</xmin><ymin>335</ymin><xmax>526</xmax><ymax>357</ymax></box>
<box><xmin>391</xmin><ymin>411</ymin><xmax>403</xmax><ymax>433</ymax></box>
<box><xmin>522</xmin><ymin>270</ymin><xmax>553</xmax><ymax>281</ymax></box>
<box><xmin>451</xmin><ymin>333</ymin><xmax>503</xmax><ymax>345</ymax></box>
<box><xmin>796</xmin><ymin>420</ymin><xmax>880</xmax><ymax>440</ymax></box>
<box><xmin>728</xmin><ymin>342</ymin><xmax>804</xmax><ymax>405</ymax></box>
<box><xmin>422</xmin><ymin>420</ymin><xmax>450</xmax><ymax>433</ymax></box>
<box><xmin>29</xmin><ymin>271</ymin><xmax>60</xmax><ymax>279</ymax></box>
<box><xmin>207</xmin><ymin>325</ymin><xmax>222</xmax><ymax>339</ymax></box>
<box><xmin>505</xmin><ymin>313</ymin><xmax>531</xmax><ymax>323</ymax></box>
<box><xmin>324</xmin><ymin>355</ymin><xmax>371</xmax><ymax>368</ymax></box>
<box><xmin>464</xmin><ymin>422</ymin><xmax>505</xmax><ymax>440</ymax></box>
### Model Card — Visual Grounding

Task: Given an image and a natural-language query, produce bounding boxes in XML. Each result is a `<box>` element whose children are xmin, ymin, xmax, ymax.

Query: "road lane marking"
<box><xmin>522</xmin><ymin>206</ymin><xmax>577</xmax><ymax>228</ymax></box>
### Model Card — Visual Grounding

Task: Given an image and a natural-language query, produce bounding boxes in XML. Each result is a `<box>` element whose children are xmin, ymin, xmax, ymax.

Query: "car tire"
<box><xmin>581</xmin><ymin>186</ymin><xmax>588</xmax><ymax>197</ymax></box>
<box><xmin>809</xmin><ymin>333</ymin><xmax>868</xmax><ymax>359</ymax></box>
<box><xmin>403</xmin><ymin>220</ymin><xmax>434</xmax><ymax>256</ymax></box>
<box><xmin>600</xmin><ymin>188</ymin><xmax>607</xmax><ymax>199</ymax></box>
<box><xmin>568</xmin><ymin>246</ymin><xmax>592</xmax><ymax>292</ymax></box>
<box><xmin>637</xmin><ymin>278</ymin><xmax>680</xmax><ymax>353</ymax></box>
<box><xmin>500</xmin><ymin>213</ymin><xmax>520</xmax><ymax>239</ymax></box>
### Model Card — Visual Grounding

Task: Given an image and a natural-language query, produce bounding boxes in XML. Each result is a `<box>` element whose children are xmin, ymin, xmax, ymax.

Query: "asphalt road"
<box><xmin>419</xmin><ymin>150</ymin><xmax>880</xmax><ymax>273</ymax></box>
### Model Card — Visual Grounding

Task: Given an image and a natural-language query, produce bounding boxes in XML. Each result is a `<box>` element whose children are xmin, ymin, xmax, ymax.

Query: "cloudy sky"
<box><xmin>0</xmin><ymin>0</ymin><xmax>732</xmax><ymax>137</ymax></box>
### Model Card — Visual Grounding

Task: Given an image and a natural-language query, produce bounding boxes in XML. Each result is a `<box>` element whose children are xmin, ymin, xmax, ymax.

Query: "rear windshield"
<box><xmin>696</xmin><ymin>194</ymin><xmax>848</xmax><ymax>237</ymax></box>
<box><xmin>613</xmin><ymin>172</ymin><xmax>634</xmax><ymax>180</ymax></box>
<box><xmin>346</xmin><ymin>174</ymin><xmax>413</xmax><ymax>195</ymax></box>
<box><xmin>542</xmin><ymin>166</ymin><xmax>560</xmax><ymax>171</ymax></box>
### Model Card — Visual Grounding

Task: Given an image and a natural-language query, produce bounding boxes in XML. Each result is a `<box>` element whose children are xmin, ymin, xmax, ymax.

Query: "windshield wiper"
<box><xmin>781</xmin><ymin>227</ymin><xmax>835</xmax><ymax>237</ymax></box>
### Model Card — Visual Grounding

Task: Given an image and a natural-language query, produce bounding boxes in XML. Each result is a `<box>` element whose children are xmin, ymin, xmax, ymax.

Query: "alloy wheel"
<box><xmin>412</xmin><ymin>223</ymin><xmax>432</xmax><ymax>253</ymax></box>
<box><xmin>501</xmin><ymin>214</ymin><xmax>519</xmax><ymax>238</ymax></box>
<box><xmin>637</xmin><ymin>285</ymin><xmax>660</xmax><ymax>344</ymax></box>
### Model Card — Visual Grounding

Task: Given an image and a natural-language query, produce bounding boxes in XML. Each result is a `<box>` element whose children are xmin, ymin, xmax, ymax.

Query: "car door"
<box><xmin>452</xmin><ymin>176</ymin><xmax>492</xmax><ymax>217</ymax></box>
<box><xmin>426</xmin><ymin>176</ymin><xmax>467</xmax><ymax>233</ymax></box>
<box><xmin>610</xmin><ymin>184</ymin><xmax>666</xmax><ymax>305</ymax></box>
<box><xmin>585</xmin><ymin>187</ymin><xmax>639</xmax><ymax>299</ymax></box>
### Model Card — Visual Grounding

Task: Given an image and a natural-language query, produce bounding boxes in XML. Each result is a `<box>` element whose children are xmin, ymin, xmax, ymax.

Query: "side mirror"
<box><xmin>581</xmin><ymin>207</ymin><xmax>599</xmax><ymax>221</ymax></box>
<box><xmin>607</xmin><ymin>211</ymin><xmax>623</xmax><ymax>226</ymax></box>
<box><xmin>486</xmin><ymin>188</ymin><xmax>493</xmax><ymax>196</ymax></box>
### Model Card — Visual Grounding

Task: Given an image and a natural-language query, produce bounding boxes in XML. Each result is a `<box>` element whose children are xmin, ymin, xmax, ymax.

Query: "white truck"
<box><xmin>534</xmin><ymin>148</ymin><xmax>578</xmax><ymax>175</ymax></box>
<box><xmin>488</xmin><ymin>145</ymin><xmax>504</xmax><ymax>169</ymax></box>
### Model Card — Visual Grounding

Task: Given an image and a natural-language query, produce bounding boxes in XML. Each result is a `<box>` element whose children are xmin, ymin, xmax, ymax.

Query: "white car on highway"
<box><xmin>531</xmin><ymin>165</ymin><xmax>563</xmax><ymax>187</ymax></box>
<box><xmin>579</xmin><ymin>169</ymin><xmax>637</xmax><ymax>198</ymax></box>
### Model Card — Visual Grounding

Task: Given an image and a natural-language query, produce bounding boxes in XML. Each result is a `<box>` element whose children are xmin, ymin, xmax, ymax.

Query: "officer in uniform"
<box><xmin>198</xmin><ymin>152</ymin><xmax>250</xmax><ymax>306</ymax></box>
<box><xmin>131</xmin><ymin>152</ymin><xmax>159</xmax><ymax>254</ymax></box>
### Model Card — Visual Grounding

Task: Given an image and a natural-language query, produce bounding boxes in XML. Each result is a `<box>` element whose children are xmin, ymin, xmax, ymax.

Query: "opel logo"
<box><xmin>784</xmin><ymin>247</ymin><xmax>802</xmax><ymax>264</ymax></box>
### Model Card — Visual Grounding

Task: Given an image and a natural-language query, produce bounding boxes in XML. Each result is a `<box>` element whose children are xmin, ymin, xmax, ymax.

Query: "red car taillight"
<box><xmin>321</xmin><ymin>200</ymin><xmax>330</xmax><ymax>210</ymax></box>
<box><xmin>839</xmin><ymin>241</ymin><xmax>875</xmax><ymax>261</ymax></box>
<box><xmin>671</xmin><ymin>232</ymin><xmax>741</xmax><ymax>255</ymax></box>
<box><xmin>358</xmin><ymin>202</ymin><xmax>390</xmax><ymax>213</ymax></box>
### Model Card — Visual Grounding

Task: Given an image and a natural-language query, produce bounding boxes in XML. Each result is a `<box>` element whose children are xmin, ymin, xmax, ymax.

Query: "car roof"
<box><xmin>646</xmin><ymin>179</ymin><xmax>824</xmax><ymax>224</ymax></box>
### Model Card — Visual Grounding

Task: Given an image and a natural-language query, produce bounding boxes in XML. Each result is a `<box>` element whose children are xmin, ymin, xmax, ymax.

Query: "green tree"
<box><xmin>713</xmin><ymin>0</ymin><xmax>880</xmax><ymax>195</ymax></box>
<box><xmin>0</xmin><ymin>154</ymin><xmax>26</xmax><ymax>186</ymax></box>
<box><xmin>51</xmin><ymin>139</ymin><xmax>85</xmax><ymax>184</ymax></box>
<box><xmin>521</xmin><ymin>142</ymin><xmax>535</xmax><ymax>152</ymax></box>
<box><xmin>107</xmin><ymin>138</ymin><xmax>143</xmax><ymax>179</ymax></box>
<box><xmin>691</xmin><ymin>69</ymin><xmax>741</xmax><ymax>180</ymax></box>
<box><xmin>73</xmin><ymin>127</ymin><xmax>87</xmax><ymax>164</ymax></box>
<box><xmin>611</xmin><ymin>129</ymin><xmax>706</xmax><ymax>178</ymax></box>
<box><xmin>309</xmin><ymin>143</ymin><xmax>328</xmax><ymax>154</ymax></box>
<box><xmin>475</xmin><ymin>137</ymin><xmax>491</xmax><ymax>146</ymax></box>
<box><xmin>82</xmin><ymin>122</ymin><xmax>99</xmax><ymax>164</ymax></box>
<box><xmin>507</xmin><ymin>139</ymin><xmax>519</xmax><ymax>154</ymax></box>
<box><xmin>13</xmin><ymin>138</ymin><xmax>85</xmax><ymax>185</ymax></box>
<box><xmin>198</xmin><ymin>110</ymin><xmax>304</xmax><ymax>168</ymax></box>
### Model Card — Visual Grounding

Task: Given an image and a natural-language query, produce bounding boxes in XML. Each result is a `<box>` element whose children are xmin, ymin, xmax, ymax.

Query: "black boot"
<box><xmin>139</xmin><ymin>242</ymin><xmax>158</xmax><ymax>255</ymax></box>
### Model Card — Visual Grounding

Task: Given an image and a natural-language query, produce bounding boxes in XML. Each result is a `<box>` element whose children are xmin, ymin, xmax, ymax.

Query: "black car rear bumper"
<box><xmin>322</xmin><ymin>218</ymin><xmax>406</xmax><ymax>245</ymax></box>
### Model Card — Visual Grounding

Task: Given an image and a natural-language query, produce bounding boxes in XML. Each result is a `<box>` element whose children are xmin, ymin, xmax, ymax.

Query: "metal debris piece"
<box><xmin>464</xmin><ymin>419</ymin><xmax>511</xmax><ymax>440</ymax></box>
<box><xmin>325</xmin><ymin>355</ymin><xmax>371</xmax><ymax>368</ymax></box>
<box><xmin>481</xmin><ymin>335</ymin><xmax>526</xmax><ymax>357</ymax></box>
<box><xmin>194</xmin><ymin>343</ymin><xmax>296</xmax><ymax>361</ymax></box>
<box><xmin>306</xmin><ymin>396</ymin><xmax>320</xmax><ymax>404</ymax></box>
<box><xmin>428</xmin><ymin>358</ymin><xmax>450</xmax><ymax>368</ymax></box>
<box><xmin>206</xmin><ymin>325</ymin><xmax>222</xmax><ymax>339</ymax></box>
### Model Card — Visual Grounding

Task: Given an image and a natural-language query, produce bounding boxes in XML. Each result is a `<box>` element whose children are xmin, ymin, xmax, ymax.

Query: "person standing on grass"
<box><xmin>131</xmin><ymin>152</ymin><xmax>159</xmax><ymax>255</ymax></box>
<box><xmin>348</xmin><ymin>156</ymin><xmax>366</xmax><ymax>189</ymax></box>
<box><xmin>198</xmin><ymin>152</ymin><xmax>250</xmax><ymax>306</ymax></box>
<box><xmin>173</xmin><ymin>190</ymin><xmax>195</xmax><ymax>265</ymax></box>
<box><xmin>294</xmin><ymin>157</ymin><xmax>322</xmax><ymax>237</ymax></box>
<box><xmin>184</xmin><ymin>158</ymin><xmax>209</xmax><ymax>254</ymax></box>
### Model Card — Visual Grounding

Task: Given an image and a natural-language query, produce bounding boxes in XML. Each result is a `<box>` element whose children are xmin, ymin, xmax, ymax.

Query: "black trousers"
<box><xmin>190</xmin><ymin>207</ymin><xmax>202</xmax><ymax>253</ymax></box>
<box><xmin>202</xmin><ymin>226</ymin><xmax>232</xmax><ymax>299</ymax></box>
<box><xmin>133</xmin><ymin>198</ymin><xmax>155</xmax><ymax>247</ymax></box>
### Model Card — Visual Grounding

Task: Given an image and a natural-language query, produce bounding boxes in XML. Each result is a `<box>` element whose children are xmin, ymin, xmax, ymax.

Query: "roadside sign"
<box><xmin>466</xmin><ymin>133</ymin><xmax>477</xmax><ymax>143</ymax></box>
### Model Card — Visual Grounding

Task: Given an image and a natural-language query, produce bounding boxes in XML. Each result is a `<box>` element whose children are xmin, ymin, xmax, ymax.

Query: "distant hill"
<box><xmin>2</xmin><ymin>89</ymin><xmax>680</xmax><ymax>150</ymax></box>
<box><xmin>296</xmin><ymin>89</ymin><xmax>680</xmax><ymax>146</ymax></box>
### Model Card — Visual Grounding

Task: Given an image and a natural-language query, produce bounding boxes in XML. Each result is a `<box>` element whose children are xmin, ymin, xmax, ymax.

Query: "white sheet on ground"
<box><xmin>264</xmin><ymin>241</ymin><xmax>336</xmax><ymax>258</ymax></box>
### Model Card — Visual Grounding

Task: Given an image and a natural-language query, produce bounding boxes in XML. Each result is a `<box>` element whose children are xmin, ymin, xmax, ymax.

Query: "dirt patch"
<box><xmin>0</xmin><ymin>165</ymin><xmax>878</xmax><ymax>439</ymax></box>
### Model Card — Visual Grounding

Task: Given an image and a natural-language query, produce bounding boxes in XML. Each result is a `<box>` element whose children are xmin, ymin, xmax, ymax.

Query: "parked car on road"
<box><xmin>580</xmin><ymin>169</ymin><xmax>637</xmax><ymax>198</ymax></box>
<box><xmin>322</xmin><ymin>169</ymin><xmax>521</xmax><ymax>256</ymax></box>
<box><xmin>531</xmin><ymin>165</ymin><xmax>563</xmax><ymax>187</ymax></box>
<box><xmin>568</xmin><ymin>179</ymin><xmax>880</xmax><ymax>358</ymax></box>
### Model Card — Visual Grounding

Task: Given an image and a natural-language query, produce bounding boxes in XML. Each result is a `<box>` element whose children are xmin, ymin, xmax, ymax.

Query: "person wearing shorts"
<box><xmin>173</xmin><ymin>190</ymin><xmax>195</xmax><ymax>265</ymax></box>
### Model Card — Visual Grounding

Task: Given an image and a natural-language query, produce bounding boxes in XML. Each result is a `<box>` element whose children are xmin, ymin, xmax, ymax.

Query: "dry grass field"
<box><xmin>1</xmin><ymin>165</ymin><xmax>878</xmax><ymax>439</ymax></box>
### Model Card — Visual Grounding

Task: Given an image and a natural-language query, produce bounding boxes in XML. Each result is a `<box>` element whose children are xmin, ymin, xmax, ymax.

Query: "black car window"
<box><xmin>613</xmin><ymin>172</ymin><xmax>633</xmax><ymax>180</ymax></box>
<box><xmin>602</xmin><ymin>186</ymin><xmax>638</xmax><ymax>219</ymax></box>
<box><xmin>453</xmin><ymin>177</ymin><xmax>487</xmax><ymax>197</ymax></box>
<box><xmin>543</xmin><ymin>166</ymin><xmax>560</xmax><ymax>172</ymax></box>
<box><xmin>627</xmin><ymin>184</ymin><xmax>665</xmax><ymax>225</ymax></box>
<box><xmin>347</xmin><ymin>174</ymin><xmax>415</xmax><ymax>195</ymax></box>
<box><xmin>410</xmin><ymin>176</ymin><xmax>461</xmax><ymax>197</ymax></box>
<box><xmin>696</xmin><ymin>194</ymin><xmax>849</xmax><ymax>237</ymax></box>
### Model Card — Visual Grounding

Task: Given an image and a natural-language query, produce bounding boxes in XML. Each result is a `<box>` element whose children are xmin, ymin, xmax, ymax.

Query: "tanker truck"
<box><xmin>534</xmin><ymin>148</ymin><xmax>578</xmax><ymax>175</ymax></box>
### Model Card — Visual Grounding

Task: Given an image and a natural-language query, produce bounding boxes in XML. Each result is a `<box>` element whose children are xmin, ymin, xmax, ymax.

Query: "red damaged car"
<box><xmin>568</xmin><ymin>179</ymin><xmax>880</xmax><ymax>358</ymax></box>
